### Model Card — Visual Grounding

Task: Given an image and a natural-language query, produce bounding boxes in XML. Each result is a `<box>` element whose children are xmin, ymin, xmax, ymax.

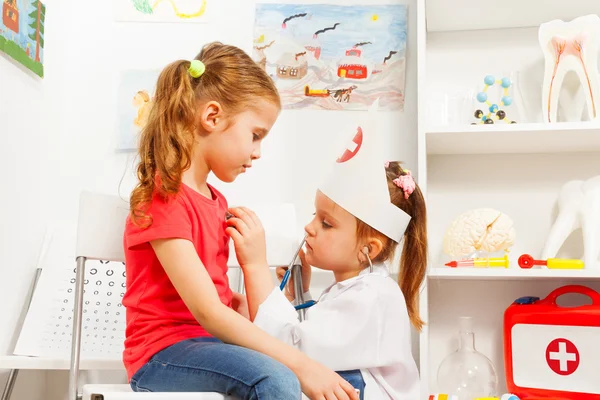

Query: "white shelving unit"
<box><xmin>428</xmin><ymin>268</ymin><xmax>600</xmax><ymax>281</ymax></box>
<box><xmin>417</xmin><ymin>0</ymin><xmax>600</xmax><ymax>397</ymax></box>
<box><xmin>427</xmin><ymin>122</ymin><xmax>600</xmax><ymax>155</ymax></box>
<box><xmin>425</xmin><ymin>0</ymin><xmax>600</xmax><ymax>32</ymax></box>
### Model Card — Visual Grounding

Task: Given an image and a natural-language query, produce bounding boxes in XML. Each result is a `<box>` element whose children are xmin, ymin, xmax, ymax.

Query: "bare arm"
<box><xmin>152</xmin><ymin>238</ymin><xmax>358</xmax><ymax>400</ymax></box>
<box><xmin>231</xmin><ymin>292</ymin><xmax>249</xmax><ymax>319</ymax></box>
<box><xmin>241</xmin><ymin>261</ymin><xmax>274</xmax><ymax>320</ymax></box>
<box><xmin>226</xmin><ymin>206</ymin><xmax>281</xmax><ymax>320</ymax></box>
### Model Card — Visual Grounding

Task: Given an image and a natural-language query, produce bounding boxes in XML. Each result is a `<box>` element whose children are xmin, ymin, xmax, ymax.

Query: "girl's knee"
<box><xmin>258</xmin><ymin>364</ymin><xmax>300</xmax><ymax>398</ymax></box>
<box><xmin>277</xmin><ymin>366</ymin><xmax>301</xmax><ymax>393</ymax></box>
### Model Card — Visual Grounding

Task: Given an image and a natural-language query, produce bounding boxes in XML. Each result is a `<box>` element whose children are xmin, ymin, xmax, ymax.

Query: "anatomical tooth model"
<box><xmin>542</xmin><ymin>175</ymin><xmax>600</xmax><ymax>269</ymax></box>
<box><xmin>539</xmin><ymin>14</ymin><xmax>600</xmax><ymax>123</ymax></box>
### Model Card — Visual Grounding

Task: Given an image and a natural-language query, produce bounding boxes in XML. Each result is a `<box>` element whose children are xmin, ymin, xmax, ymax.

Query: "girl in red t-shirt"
<box><xmin>123</xmin><ymin>41</ymin><xmax>358</xmax><ymax>400</ymax></box>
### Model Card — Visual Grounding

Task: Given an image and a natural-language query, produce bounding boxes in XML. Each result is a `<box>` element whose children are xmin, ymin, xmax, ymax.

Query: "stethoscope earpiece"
<box><xmin>363</xmin><ymin>247</ymin><xmax>373</xmax><ymax>273</ymax></box>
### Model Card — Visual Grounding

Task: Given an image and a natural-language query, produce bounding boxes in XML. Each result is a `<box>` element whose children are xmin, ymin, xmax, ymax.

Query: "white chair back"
<box><xmin>76</xmin><ymin>191</ymin><xmax>129</xmax><ymax>262</ymax></box>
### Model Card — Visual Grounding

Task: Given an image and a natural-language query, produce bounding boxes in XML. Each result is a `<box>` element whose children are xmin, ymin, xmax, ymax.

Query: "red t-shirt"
<box><xmin>122</xmin><ymin>183</ymin><xmax>233</xmax><ymax>380</ymax></box>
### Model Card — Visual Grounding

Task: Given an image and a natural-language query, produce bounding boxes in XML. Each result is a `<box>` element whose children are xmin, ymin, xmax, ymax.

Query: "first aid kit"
<box><xmin>504</xmin><ymin>284</ymin><xmax>600</xmax><ymax>399</ymax></box>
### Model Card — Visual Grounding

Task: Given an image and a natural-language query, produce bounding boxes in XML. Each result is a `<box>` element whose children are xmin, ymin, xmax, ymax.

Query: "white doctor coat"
<box><xmin>254</xmin><ymin>264</ymin><xmax>420</xmax><ymax>400</ymax></box>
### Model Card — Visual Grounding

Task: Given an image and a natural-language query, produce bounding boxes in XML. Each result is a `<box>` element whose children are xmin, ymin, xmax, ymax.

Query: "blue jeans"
<box><xmin>130</xmin><ymin>337</ymin><xmax>301</xmax><ymax>399</ymax></box>
<box><xmin>337</xmin><ymin>370</ymin><xmax>365</xmax><ymax>400</ymax></box>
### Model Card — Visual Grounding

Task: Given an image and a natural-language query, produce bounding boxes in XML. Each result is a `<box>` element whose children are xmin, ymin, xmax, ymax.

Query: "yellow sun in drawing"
<box><xmin>372</xmin><ymin>14</ymin><xmax>379</xmax><ymax>21</ymax></box>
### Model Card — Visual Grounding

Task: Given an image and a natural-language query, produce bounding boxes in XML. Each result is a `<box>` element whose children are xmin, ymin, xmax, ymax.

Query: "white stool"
<box><xmin>82</xmin><ymin>384</ymin><xmax>232</xmax><ymax>399</ymax></box>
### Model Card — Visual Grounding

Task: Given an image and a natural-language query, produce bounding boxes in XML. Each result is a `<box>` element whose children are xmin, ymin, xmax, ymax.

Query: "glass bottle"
<box><xmin>437</xmin><ymin>316</ymin><xmax>498</xmax><ymax>400</ymax></box>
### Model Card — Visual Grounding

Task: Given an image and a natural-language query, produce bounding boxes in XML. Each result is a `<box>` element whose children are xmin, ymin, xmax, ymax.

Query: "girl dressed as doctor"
<box><xmin>226</xmin><ymin>123</ymin><xmax>427</xmax><ymax>399</ymax></box>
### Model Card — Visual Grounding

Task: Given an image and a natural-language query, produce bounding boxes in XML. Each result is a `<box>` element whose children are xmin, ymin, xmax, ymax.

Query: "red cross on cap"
<box><xmin>337</xmin><ymin>126</ymin><xmax>363</xmax><ymax>163</ymax></box>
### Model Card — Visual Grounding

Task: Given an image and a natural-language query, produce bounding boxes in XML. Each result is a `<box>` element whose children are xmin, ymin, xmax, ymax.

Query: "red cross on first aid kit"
<box><xmin>504</xmin><ymin>285</ymin><xmax>600</xmax><ymax>399</ymax></box>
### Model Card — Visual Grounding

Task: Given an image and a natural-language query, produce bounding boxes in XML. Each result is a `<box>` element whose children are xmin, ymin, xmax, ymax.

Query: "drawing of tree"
<box><xmin>132</xmin><ymin>0</ymin><xmax>153</xmax><ymax>14</ymax></box>
<box><xmin>28</xmin><ymin>0</ymin><xmax>45</xmax><ymax>63</ymax></box>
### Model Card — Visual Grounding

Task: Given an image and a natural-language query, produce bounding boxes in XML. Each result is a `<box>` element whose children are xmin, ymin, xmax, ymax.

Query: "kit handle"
<box><xmin>544</xmin><ymin>284</ymin><xmax>600</xmax><ymax>306</ymax></box>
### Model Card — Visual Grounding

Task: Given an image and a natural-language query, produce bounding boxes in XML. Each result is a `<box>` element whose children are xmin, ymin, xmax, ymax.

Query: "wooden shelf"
<box><xmin>426</xmin><ymin>122</ymin><xmax>600</xmax><ymax>155</ymax></box>
<box><xmin>0</xmin><ymin>355</ymin><xmax>123</xmax><ymax>370</ymax></box>
<box><xmin>425</xmin><ymin>0</ymin><xmax>600</xmax><ymax>32</ymax></box>
<box><xmin>428</xmin><ymin>267</ymin><xmax>600</xmax><ymax>280</ymax></box>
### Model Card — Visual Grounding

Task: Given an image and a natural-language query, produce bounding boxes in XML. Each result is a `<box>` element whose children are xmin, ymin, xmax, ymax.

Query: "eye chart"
<box><xmin>13</xmin><ymin>224</ymin><xmax>126</xmax><ymax>360</ymax></box>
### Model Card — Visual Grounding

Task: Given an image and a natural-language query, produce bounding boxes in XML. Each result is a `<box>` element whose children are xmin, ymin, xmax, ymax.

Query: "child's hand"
<box><xmin>296</xmin><ymin>359</ymin><xmax>359</xmax><ymax>400</ymax></box>
<box><xmin>276</xmin><ymin>249</ymin><xmax>311</xmax><ymax>301</ymax></box>
<box><xmin>231</xmin><ymin>292</ymin><xmax>249</xmax><ymax>319</ymax></box>
<box><xmin>226</xmin><ymin>207</ymin><xmax>267</xmax><ymax>270</ymax></box>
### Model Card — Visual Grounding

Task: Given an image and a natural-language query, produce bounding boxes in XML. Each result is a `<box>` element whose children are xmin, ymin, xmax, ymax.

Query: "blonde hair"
<box><xmin>355</xmin><ymin>162</ymin><xmax>427</xmax><ymax>330</ymax></box>
<box><xmin>129</xmin><ymin>42</ymin><xmax>281</xmax><ymax>227</ymax></box>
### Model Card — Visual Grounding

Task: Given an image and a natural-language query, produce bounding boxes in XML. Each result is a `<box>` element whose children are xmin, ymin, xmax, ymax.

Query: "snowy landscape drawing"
<box><xmin>253</xmin><ymin>3</ymin><xmax>408</xmax><ymax>111</ymax></box>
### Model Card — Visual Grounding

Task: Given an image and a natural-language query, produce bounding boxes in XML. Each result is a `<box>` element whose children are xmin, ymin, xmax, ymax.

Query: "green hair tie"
<box><xmin>188</xmin><ymin>60</ymin><xmax>205</xmax><ymax>78</ymax></box>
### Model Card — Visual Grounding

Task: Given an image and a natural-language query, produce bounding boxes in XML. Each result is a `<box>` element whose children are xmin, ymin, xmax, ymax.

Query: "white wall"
<box><xmin>0</xmin><ymin>0</ymin><xmax>418</xmax><ymax>398</ymax></box>
<box><xmin>1</xmin><ymin>0</ymin><xmax>71</xmax><ymax>398</ymax></box>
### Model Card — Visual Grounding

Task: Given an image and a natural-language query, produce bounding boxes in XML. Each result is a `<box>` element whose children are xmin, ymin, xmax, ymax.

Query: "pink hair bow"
<box><xmin>393</xmin><ymin>170</ymin><xmax>416</xmax><ymax>200</ymax></box>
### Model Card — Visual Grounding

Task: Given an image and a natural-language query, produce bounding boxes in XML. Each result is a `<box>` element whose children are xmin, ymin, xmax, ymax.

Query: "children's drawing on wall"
<box><xmin>116</xmin><ymin>70</ymin><xmax>159</xmax><ymax>152</ymax></box>
<box><xmin>253</xmin><ymin>3</ymin><xmax>407</xmax><ymax>111</ymax></box>
<box><xmin>115</xmin><ymin>0</ymin><xmax>209</xmax><ymax>23</ymax></box>
<box><xmin>0</xmin><ymin>0</ymin><xmax>45</xmax><ymax>77</ymax></box>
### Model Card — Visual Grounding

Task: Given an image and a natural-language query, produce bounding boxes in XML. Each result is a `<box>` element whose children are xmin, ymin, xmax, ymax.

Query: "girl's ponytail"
<box><xmin>398</xmin><ymin>186</ymin><xmax>427</xmax><ymax>330</ymax></box>
<box><xmin>355</xmin><ymin>161</ymin><xmax>428</xmax><ymax>330</ymax></box>
<box><xmin>130</xmin><ymin>60</ymin><xmax>197</xmax><ymax>227</ymax></box>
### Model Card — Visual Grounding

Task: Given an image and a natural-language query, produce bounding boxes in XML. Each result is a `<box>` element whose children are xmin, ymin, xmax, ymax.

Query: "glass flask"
<box><xmin>437</xmin><ymin>316</ymin><xmax>498</xmax><ymax>400</ymax></box>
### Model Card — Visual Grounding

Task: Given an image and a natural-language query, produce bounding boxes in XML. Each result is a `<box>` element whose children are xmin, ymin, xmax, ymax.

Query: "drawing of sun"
<box><xmin>372</xmin><ymin>14</ymin><xmax>379</xmax><ymax>21</ymax></box>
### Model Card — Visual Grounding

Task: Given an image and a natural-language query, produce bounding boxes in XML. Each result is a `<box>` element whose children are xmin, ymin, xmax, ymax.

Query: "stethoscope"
<box><xmin>280</xmin><ymin>237</ymin><xmax>374</xmax><ymax>311</ymax></box>
<box><xmin>279</xmin><ymin>236</ymin><xmax>318</xmax><ymax>310</ymax></box>
<box><xmin>226</xmin><ymin>211</ymin><xmax>319</xmax><ymax>311</ymax></box>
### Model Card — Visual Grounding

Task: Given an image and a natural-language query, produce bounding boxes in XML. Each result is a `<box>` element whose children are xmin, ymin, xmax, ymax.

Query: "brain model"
<box><xmin>443</xmin><ymin>208</ymin><xmax>516</xmax><ymax>258</ymax></box>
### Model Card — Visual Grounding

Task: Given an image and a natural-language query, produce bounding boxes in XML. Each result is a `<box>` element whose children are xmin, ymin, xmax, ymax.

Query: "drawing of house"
<box><xmin>304</xmin><ymin>44</ymin><xmax>321</xmax><ymax>60</ymax></box>
<box><xmin>253</xmin><ymin>47</ymin><xmax>267</xmax><ymax>71</ymax></box>
<box><xmin>3</xmin><ymin>0</ymin><xmax>19</xmax><ymax>33</ymax></box>
<box><xmin>371</xmin><ymin>63</ymin><xmax>385</xmax><ymax>75</ymax></box>
<box><xmin>253</xmin><ymin>40</ymin><xmax>275</xmax><ymax>72</ymax></box>
<box><xmin>304</xmin><ymin>38</ymin><xmax>321</xmax><ymax>60</ymax></box>
<box><xmin>337</xmin><ymin>48</ymin><xmax>368</xmax><ymax>80</ymax></box>
<box><xmin>276</xmin><ymin>52</ymin><xmax>308</xmax><ymax>80</ymax></box>
<box><xmin>257</xmin><ymin>57</ymin><xmax>266</xmax><ymax>71</ymax></box>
